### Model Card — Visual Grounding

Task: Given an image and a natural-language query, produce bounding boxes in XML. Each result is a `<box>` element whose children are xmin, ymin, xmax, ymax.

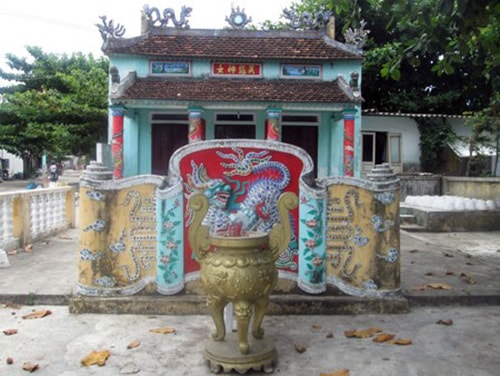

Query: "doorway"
<box><xmin>281</xmin><ymin>114</ymin><xmax>319</xmax><ymax>176</ymax></box>
<box><xmin>151</xmin><ymin>114</ymin><xmax>189</xmax><ymax>175</ymax></box>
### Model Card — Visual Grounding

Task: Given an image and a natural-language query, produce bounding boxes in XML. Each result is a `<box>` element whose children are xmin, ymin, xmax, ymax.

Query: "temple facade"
<box><xmin>79</xmin><ymin>6</ymin><xmax>400</xmax><ymax>299</ymax></box>
<box><xmin>99</xmin><ymin>5</ymin><xmax>364</xmax><ymax>179</ymax></box>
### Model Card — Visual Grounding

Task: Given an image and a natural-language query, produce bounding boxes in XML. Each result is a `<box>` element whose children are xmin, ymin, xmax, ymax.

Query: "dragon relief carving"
<box><xmin>282</xmin><ymin>9</ymin><xmax>332</xmax><ymax>30</ymax></box>
<box><xmin>143</xmin><ymin>5</ymin><xmax>192</xmax><ymax>29</ymax></box>
<box><xmin>185</xmin><ymin>148</ymin><xmax>297</xmax><ymax>270</ymax></box>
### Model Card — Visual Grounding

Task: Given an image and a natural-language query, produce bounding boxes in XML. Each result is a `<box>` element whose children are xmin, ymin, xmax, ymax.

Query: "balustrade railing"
<box><xmin>0</xmin><ymin>187</ymin><xmax>75</xmax><ymax>252</ymax></box>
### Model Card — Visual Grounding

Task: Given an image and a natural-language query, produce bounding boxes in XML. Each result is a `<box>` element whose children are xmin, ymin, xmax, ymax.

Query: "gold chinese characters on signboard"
<box><xmin>212</xmin><ymin>63</ymin><xmax>262</xmax><ymax>76</ymax></box>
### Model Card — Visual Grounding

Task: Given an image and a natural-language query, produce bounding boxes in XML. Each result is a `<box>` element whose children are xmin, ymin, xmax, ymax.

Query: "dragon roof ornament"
<box><xmin>96</xmin><ymin>15</ymin><xmax>126</xmax><ymax>42</ymax></box>
<box><xmin>142</xmin><ymin>4</ymin><xmax>192</xmax><ymax>30</ymax></box>
<box><xmin>343</xmin><ymin>20</ymin><xmax>370</xmax><ymax>49</ymax></box>
<box><xmin>225</xmin><ymin>7</ymin><xmax>252</xmax><ymax>29</ymax></box>
<box><xmin>282</xmin><ymin>9</ymin><xmax>333</xmax><ymax>30</ymax></box>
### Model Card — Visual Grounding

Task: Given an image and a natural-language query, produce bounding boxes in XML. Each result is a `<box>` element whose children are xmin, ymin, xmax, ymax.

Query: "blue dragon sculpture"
<box><xmin>143</xmin><ymin>5</ymin><xmax>192</xmax><ymax>29</ymax></box>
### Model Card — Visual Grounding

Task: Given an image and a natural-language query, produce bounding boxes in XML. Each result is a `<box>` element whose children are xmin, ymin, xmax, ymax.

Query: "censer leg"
<box><xmin>208</xmin><ymin>295</ymin><xmax>227</xmax><ymax>341</ymax></box>
<box><xmin>252</xmin><ymin>296</ymin><xmax>268</xmax><ymax>339</ymax></box>
<box><xmin>234</xmin><ymin>300</ymin><xmax>252</xmax><ymax>354</ymax></box>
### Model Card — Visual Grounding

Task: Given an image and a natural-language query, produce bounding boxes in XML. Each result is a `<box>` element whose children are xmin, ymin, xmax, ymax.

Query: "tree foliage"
<box><xmin>265</xmin><ymin>0</ymin><xmax>499</xmax><ymax>174</ymax></box>
<box><xmin>0</xmin><ymin>47</ymin><xmax>108</xmax><ymax>176</ymax></box>
<box><xmin>272</xmin><ymin>0</ymin><xmax>499</xmax><ymax>115</ymax></box>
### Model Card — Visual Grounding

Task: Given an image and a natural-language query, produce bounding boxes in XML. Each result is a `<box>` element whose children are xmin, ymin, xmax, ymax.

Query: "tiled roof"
<box><xmin>117</xmin><ymin>77</ymin><xmax>357</xmax><ymax>103</ymax></box>
<box><xmin>103</xmin><ymin>29</ymin><xmax>361</xmax><ymax>61</ymax></box>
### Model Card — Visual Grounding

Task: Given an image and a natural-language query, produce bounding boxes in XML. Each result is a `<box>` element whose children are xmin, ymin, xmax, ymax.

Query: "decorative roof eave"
<box><xmin>337</xmin><ymin>74</ymin><xmax>364</xmax><ymax>102</ymax></box>
<box><xmin>362</xmin><ymin>109</ymin><xmax>467</xmax><ymax>118</ymax></box>
<box><xmin>110</xmin><ymin>73</ymin><xmax>363</xmax><ymax>105</ymax></box>
<box><xmin>102</xmin><ymin>33</ymin><xmax>148</xmax><ymax>53</ymax></box>
<box><xmin>109</xmin><ymin>98</ymin><xmax>354</xmax><ymax>112</ymax></box>
<box><xmin>110</xmin><ymin>71</ymin><xmax>137</xmax><ymax>99</ymax></box>
<box><xmin>323</xmin><ymin>36</ymin><xmax>363</xmax><ymax>57</ymax></box>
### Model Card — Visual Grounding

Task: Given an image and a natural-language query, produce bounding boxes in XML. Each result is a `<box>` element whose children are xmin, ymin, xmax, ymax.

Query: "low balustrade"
<box><xmin>0</xmin><ymin>187</ymin><xmax>76</xmax><ymax>252</ymax></box>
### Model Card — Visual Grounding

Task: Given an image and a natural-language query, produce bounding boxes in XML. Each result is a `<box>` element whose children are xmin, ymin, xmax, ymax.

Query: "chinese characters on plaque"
<box><xmin>212</xmin><ymin>63</ymin><xmax>262</xmax><ymax>76</ymax></box>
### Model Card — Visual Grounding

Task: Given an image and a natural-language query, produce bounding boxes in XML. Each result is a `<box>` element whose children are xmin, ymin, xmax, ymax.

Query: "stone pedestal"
<box><xmin>205</xmin><ymin>333</ymin><xmax>277</xmax><ymax>374</ymax></box>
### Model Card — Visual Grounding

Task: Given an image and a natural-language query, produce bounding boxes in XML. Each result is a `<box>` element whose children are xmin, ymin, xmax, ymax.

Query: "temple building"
<box><xmin>98</xmin><ymin>5</ymin><xmax>365</xmax><ymax>179</ymax></box>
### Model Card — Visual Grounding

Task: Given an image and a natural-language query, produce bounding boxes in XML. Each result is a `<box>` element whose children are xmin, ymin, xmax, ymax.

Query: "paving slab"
<box><xmin>1</xmin><ymin>305</ymin><xmax>499</xmax><ymax>375</ymax></box>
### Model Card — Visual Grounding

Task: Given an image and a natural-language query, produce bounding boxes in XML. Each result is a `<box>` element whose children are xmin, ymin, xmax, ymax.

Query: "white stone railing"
<box><xmin>0</xmin><ymin>187</ymin><xmax>76</xmax><ymax>252</ymax></box>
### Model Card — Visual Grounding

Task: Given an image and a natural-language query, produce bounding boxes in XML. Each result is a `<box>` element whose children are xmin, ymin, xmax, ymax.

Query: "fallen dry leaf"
<box><xmin>465</xmin><ymin>261</ymin><xmax>474</xmax><ymax>266</ymax></box>
<box><xmin>81</xmin><ymin>350</ymin><xmax>110</xmax><ymax>367</ymax></box>
<box><xmin>445</xmin><ymin>269</ymin><xmax>455</xmax><ymax>275</ymax></box>
<box><xmin>312</xmin><ymin>324</ymin><xmax>322</xmax><ymax>329</ymax></box>
<box><xmin>320</xmin><ymin>369</ymin><xmax>350</xmax><ymax>376</ymax></box>
<box><xmin>7</xmin><ymin>249</ymin><xmax>17</xmax><ymax>255</ymax></box>
<box><xmin>424</xmin><ymin>272</ymin><xmax>434</xmax><ymax>276</ymax></box>
<box><xmin>294</xmin><ymin>342</ymin><xmax>307</xmax><ymax>353</ymax></box>
<box><xmin>149</xmin><ymin>327</ymin><xmax>176</xmax><ymax>334</ymax></box>
<box><xmin>412</xmin><ymin>284</ymin><xmax>428</xmax><ymax>291</ymax></box>
<box><xmin>326</xmin><ymin>331</ymin><xmax>334</xmax><ymax>338</ymax></box>
<box><xmin>409</xmin><ymin>249</ymin><xmax>419</xmax><ymax>253</ymax></box>
<box><xmin>22</xmin><ymin>362</ymin><xmax>39</xmax><ymax>372</ymax></box>
<box><xmin>389</xmin><ymin>338</ymin><xmax>412</xmax><ymax>345</ymax></box>
<box><xmin>24</xmin><ymin>244</ymin><xmax>33</xmax><ymax>253</ymax></box>
<box><xmin>22</xmin><ymin>310</ymin><xmax>52</xmax><ymax>319</ymax></box>
<box><xmin>127</xmin><ymin>339</ymin><xmax>141</xmax><ymax>349</ymax></box>
<box><xmin>344</xmin><ymin>327</ymin><xmax>383</xmax><ymax>339</ymax></box>
<box><xmin>459</xmin><ymin>272</ymin><xmax>476</xmax><ymax>284</ymax></box>
<box><xmin>6</xmin><ymin>357</ymin><xmax>13</xmax><ymax>365</ymax></box>
<box><xmin>426</xmin><ymin>283</ymin><xmax>452</xmax><ymax>290</ymax></box>
<box><xmin>444</xmin><ymin>253</ymin><xmax>454</xmax><ymax>258</ymax></box>
<box><xmin>372</xmin><ymin>333</ymin><xmax>395</xmax><ymax>343</ymax></box>
<box><xmin>436</xmin><ymin>319</ymin><xmax>453</xmax><ymax>326</ymax></box>
<box><xmin>3</xmin><ymin>328</ymin><xmax>18</xmax><ymax>336</ymax></box>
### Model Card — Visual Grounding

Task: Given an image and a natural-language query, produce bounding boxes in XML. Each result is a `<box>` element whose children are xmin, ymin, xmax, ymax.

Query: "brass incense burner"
<box><xmin>188</xmin><ymin>192</ymin><xmax>298</xmax><ymax>373</ymax></box>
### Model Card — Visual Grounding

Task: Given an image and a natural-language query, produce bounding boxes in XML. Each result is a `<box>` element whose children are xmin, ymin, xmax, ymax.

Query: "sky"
<box><xmin>0</xmin><ymin>0</ymin><xmax>294</xmax><ymax>68</ymax></box>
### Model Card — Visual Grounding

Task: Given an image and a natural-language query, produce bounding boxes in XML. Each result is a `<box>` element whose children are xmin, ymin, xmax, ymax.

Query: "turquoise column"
<box><xmin>156</xmin><ymin>186</ymin><xmax>185</xmax><ymax>294</ymax></box>
<box><xmin>297</xmin><ymin>188</ymin><xmax>327</xmax><ymax>294</ymax></box>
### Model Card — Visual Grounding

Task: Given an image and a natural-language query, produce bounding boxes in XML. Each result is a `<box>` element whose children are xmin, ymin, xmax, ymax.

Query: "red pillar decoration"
<box><xmin>265</xmin><ymin>109</ymin><xmax>281</xmax><ymax>141</ymax></box>
<box><xmin>111</xmin><ymin>106</ymin><xmax>125</xmax><ymax>179</ymax></box>
<box><xmin>188</xmin><ymin>109</ymin><xmax>205</xmax><ymax>143</ymax></box>
<box><xmin>343</xmin><ymin>109</ymin><xmax>356</xmax><ymax>177</ymax></box>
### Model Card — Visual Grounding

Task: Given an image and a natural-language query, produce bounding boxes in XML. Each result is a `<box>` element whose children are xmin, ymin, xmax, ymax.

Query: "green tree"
<box><xmin>266</xmin><ymin>0</ymin><xmax>499</xmax><ymax>173</ymax></box>
<box><xmin>272</xmin><ymin>0</ymin><xmax>498</xmax><ymax>114</ymax></box>
<box><xmin>0</xmin><ymin>47</ymin><xmax>108</xmax><ymax>177</ymax></box>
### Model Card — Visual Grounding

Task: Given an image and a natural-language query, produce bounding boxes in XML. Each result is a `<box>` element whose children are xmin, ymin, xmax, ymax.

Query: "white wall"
<box><xmin>361</xmin><ymin>115</ymin><xmax>421</xmax><ymax>167</ymax></box>
<box><xmin>0</xmin><ymin>150</ymin><xmax>23</xmax><ymax>175</ymax></box>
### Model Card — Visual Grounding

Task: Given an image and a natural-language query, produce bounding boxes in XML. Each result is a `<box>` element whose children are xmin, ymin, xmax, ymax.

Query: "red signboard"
<box><xmin>212</xmin><ymin>63</ymin><xmax>262</xmax><ymax>76</ymax></box>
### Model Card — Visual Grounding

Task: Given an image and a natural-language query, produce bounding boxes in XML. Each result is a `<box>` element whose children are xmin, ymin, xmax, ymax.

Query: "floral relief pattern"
<box><xmin>158</xmin><ymin>198</ymin><xmax>182</xmax><ymax>285</ymax></box>
<box><xmin>300</xmin><ymin>195</ymin><xmax>325</xmax><ymax>284</ymax></box>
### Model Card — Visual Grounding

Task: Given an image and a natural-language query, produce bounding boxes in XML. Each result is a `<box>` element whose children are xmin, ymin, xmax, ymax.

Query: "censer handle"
<box><xmin>268</xmin><ymin>192</ymin><xmax>298</xmax><ymax>261</ymax></box>
<box><xmin>188</xmin><ymin>193</ymin><xmax>211</xmax><ymax>261</ymax></box>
